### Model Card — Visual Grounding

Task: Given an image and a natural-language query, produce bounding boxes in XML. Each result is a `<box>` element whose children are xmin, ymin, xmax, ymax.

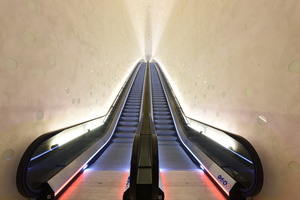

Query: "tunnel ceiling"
<box><xmin>124</xmin><ymin>0</ymin><xmax>176</xmax><ymax>60</ymax></box>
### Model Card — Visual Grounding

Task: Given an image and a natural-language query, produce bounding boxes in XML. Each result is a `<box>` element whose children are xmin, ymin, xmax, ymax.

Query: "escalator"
<box><xmin>58</xmin><ymin>63</ymin><xmax>148</xmax><ymax>200</ymax></box>
<box><xmin>17</xmin><ymin>61</ymin><xmax>263</xmax><ymax>200</ymax></box>
<box><xmin>123</xmin><ymin>63</ymin><xmax>263</xmax><ymax>200</ymax></box>
<box><xmin>89</xmin><ymin>63</ymin><xmax>146</xmax><ymax>171</ymax></box>
<box><xmin>16</xmin><ymin>62</ymin><xmax>147</xmax><ymax>200</ymax></box>
<box><xmin>150</xmin><ymin>64</ymin><xmax>226</xmax><ymax>200</ymax></box>
<box><xmin>150</xmin><ymin>62</ymin><xmax>263</xmax><ymax>200</ymax></box>
<box><xmin>150</xmin><ymin>63</ymin><xmax>198</xmax><ymax>170</ymax></box>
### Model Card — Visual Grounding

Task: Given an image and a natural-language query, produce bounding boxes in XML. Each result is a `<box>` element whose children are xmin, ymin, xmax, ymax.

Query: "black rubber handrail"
<box><xmin>126</xmin><ymin>134</ymin><xmax>140</xmax><ymax>199</ymax></box>
<box><xmin>124</xmin><ymin>117</ymin><xmax>161</xmax><ymax>200</ymax></box>
<box><xmin>124</xmin><ymin>62</ymin><xmax>162</xmax><ymax>200</ymax></box>
<box><xmin>150</xmin><ymin>117</ymin><xmax>160</xmax><ymax>199</ymax></box>
<box><xmin>16</xmin><ymin>61</ymin><xmax>143</xmax><ymax>198</ymax></box>
<box><xmin>154</xmin><ymin>61</ymin><xmax>263</xmax><ymax>198</ymax></box>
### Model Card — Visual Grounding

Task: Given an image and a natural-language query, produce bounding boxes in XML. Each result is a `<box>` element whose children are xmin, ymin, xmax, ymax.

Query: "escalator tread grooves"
<box><xmin>112</xmin><ymin>65</ymin><xmax>146</xmax><ymax>143</ymax></box>
<box><xmin>150</xmin><ymin>64</ymin><xmax>178</xmax><ymax>142</ymax></box>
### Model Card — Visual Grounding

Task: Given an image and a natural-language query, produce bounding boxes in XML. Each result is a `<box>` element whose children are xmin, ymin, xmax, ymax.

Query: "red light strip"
<box><xmin>159</xmin><ymin>171</ymin><xmax>168</xmax><ymax>199</ymax></box>
<box><xmin>54</xmin><ymin>163</ymin><xmax>86</xmax><ymax>196</ymax></box>
<box><xmin>176</xmin><ymin>135</ymin><xmax>230</xmax><ymax>196</ymax></box>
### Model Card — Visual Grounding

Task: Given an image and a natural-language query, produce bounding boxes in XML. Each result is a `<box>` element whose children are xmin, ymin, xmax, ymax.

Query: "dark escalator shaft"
<box><xmin>151</xmin><ymin>62</ymin><xmax>263</xmax><ymax>199</ymax></box>
<box><xmin>16</xmin><ymin>62</ymin><xmax>148</xmax><ymax>200</ymax></box>
<box><xmin>89</xmin><ymin>63</ymin><xmax>147</xmax><ymax>171</ymax></box>
<box><xmin>150</xmin><ymin>65</ymin><xmax>177</xmax><ymax>145</ymax></box>
<box><xmin>124</xmin><ymin>63</ymin><xmax>164</xmax><ymax>200</ymax></box>
<box><xmin>113</xmin><ymin>64</ymin><xmax>146</xmax><ymax>143</ymax></box>
<box><xmin>150</xmin><ymin>63</ymin><xmax>197</xmax><ymax>170</ymax></box>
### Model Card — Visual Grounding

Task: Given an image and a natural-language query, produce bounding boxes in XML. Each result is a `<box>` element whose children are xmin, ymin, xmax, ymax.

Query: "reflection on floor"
<box><xmin>58</xmin><ymin>170</ymin><xmax>129</xmax><ymax>200</ymax></box>
<box><xmin>160</xmin><ymin>170</ymin><xmax>226</xmax><ymax>200</ymax></box>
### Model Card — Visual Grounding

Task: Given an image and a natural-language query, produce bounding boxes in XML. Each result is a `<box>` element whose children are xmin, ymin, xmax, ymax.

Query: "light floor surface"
<box><xmin>58</xmin><ymin>170</ymin><xmax>129</xmax><ymax>200</ymax></box>
<box><xmin>160</xmin><ymin>170</ymin><xmax>226</xmax><ymax>200</ymax></box>
<box><xmin>59</xmin><ymin>169</ymin><xmax>226</xmax><ymax>200</ymax></box>
<box><xmin>59</xmin><ymin>142</ymin><xmax>132</xmax><ymax>200</ymax></box>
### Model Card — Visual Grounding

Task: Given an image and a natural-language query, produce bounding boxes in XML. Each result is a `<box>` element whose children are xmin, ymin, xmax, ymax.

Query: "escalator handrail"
<box><xmin>153</xmin><ymin>61</ymin><xmax>263</xmax><ymax>197</ymax></box>
<box><xmin>184</xmin><ymin>117</ymin><xmax>263</xmax><ymax>196</ymax></box>
<box><xmin>16</xmin><ymin>61</ymin><xmax>143</xmax><ymax>198</ymax></box>
<box><xmin>127</xmin><ymin>116</ymin><xmax>160</xmax><ymax>200</ymax></box>
<box><xmin>128</xmin><ymin>134</ymin><xmax>140</xmax><ymax>199</ymax></box>
<box><xmin>150</xmin><ymin>117</ymin><xmax>159</xmax><ymax>198</ymax></box>
<box><xmin>126</xmin><ymin>62</ymin><xmax>161</xmax><ymax>200</ymax></box>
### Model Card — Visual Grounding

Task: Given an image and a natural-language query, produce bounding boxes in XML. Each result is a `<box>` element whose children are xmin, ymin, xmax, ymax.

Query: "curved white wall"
<box><xmin>155</xmin><ymin>0</ymin><xmax>300</xmax><ymax>199</ymax></box>
<box><xmin>1</xmin><ymin>0</ymin><xmax>300</xmax><ymax>199</ymax></box>
<box><xmin>0</xmin><ymin>1</ymin><xmax>140</xmax><ymax>199</ymax></box>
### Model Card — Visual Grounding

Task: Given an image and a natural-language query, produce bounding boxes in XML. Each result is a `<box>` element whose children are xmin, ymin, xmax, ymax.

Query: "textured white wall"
<box><xmin>2</xmin><ymin>0</ymin><xmax>300</xmax><ymax>199</ymax></box>
<box><xmin>0</xmin><ymin>1</ymin><xmax>140</xmax><ymax>199</ymax></box>
<box><xmin>156</xmin><ymin>0</ymin><xmax>300</xmax><ymax>199</ymax></box>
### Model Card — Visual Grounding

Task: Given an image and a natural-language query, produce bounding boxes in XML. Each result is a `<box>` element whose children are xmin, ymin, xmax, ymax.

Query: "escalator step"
<box><xmin>125</xmin><ymin>105</ymin><xmax>140</xmax><ymax>109</ymax></box>
<box><xmin>155</xmin><ymin>120</ymin><xmax>173</xmax><ymax>124</ymax></box>
<box><xmin>154</xmin><ymin>111</ymin><xmax>171</xmax><ymax>115</ymax></box>
<box><xmin>127</xmin><ymin>100</ymin><xmax>140</xmax><ymax>103</ymax></box>
<box><xmin>116</xmin><ymin>126</ymin><xmax>137</xmax><ymax>132</ymax></box>
<box><xmin>123</xmin><ymin>109</ymin><xmax>140</xmax><ymax>113</ymax></box>
<box><xmin>153</xmin><ymin>105</ymin><xmax>168</xmax><ymax>108</ymax></box>
<box><xmin>114</xmin><ymin>132</ymin><xmax>135</xmax><ymax>138</ymax></box>
<box><xmin>156</xmin><ymin>130</ymin><xmax>176</xmax><ymax>136</ymax></box>
<box><xmin>125</xmin><ymin>103</ymin><xmax>141</xmax><ymax>108</ymax></box>
<box><xmin>153</xmin><ymin>99</ymin><xmax>167</xmax><ymax>102</ymax></box>
<box><xmin>154</xmin><ymin>115</ymin><xmax>171</xmax><ymax>120</ymax></box>
<box><xmin>120</xmin><ymin>116</ymin><xmax>139</xmax><ymax>121</ymax></box>
<box><xmin>118</xmin><ymin>121</ymin><xmax>138</xmax><ymax>126</ymax></box>
<box><xmin>155</xmin><ymin>124</ymin><xmax>175</xmax><ymax>130</ymax></box>
<box><xmin>158</xmin><ymin>140</ymin><xmax>179</xmax><ymax>145</ymax></box>
<box><xmin>153</xmin><ymin>102</ymin><xmax>168</xmax><ymax>105</ymax></box>
<box><xmin>153</xmin><ymin>108</ymin><xmax>169</xmax><ymax>111</ymax></box>
<box><xmin>157</xmin><ymin>136</ymin><xmax>177</xmax><ymax>141</ymax></box>
<box><xmin>121</xmin><ymin>113</ymin><xmax>139</xmax><ymax>117</ymax></box>
<box><xmin>112</xmin><ymin>138</ymin><xmax>134</xmax><ymax>143</ymax></box>
<box><xmin>129</xmin><ymin>93</ymin><xmax>141</xmax><ymax>95</ymax></box>
<box><xmin>111</xmin><ymin>65</ymin><xmax>146</xmax><ymax>143</ymax></box>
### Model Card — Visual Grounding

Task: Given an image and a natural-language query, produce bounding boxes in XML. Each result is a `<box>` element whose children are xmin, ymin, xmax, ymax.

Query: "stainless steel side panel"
<box><xmin>154</xmin><ymin>63</ymin><xmax>236</xmax><ymax>195</ymax></box>
<box><xmin>47</xmin><ymin>62</ymin><xmax>142</xmax><ymax>195</ymax></box>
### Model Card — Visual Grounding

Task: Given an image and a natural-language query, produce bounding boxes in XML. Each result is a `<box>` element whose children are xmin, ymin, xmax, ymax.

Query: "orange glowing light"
<box><xmin>58</xmin><ymin>171</ymin><xmax>85</xmax><ymax>199</ymax></box>
<box><xmin>199</xmin><ymin>171</ymin><xmax>227</xmax><ymax>200</ymax></box>
<box><xmin>54</xmin><ymin>164</ymin><xmax>86</xmax><ymax>197</ymax></box>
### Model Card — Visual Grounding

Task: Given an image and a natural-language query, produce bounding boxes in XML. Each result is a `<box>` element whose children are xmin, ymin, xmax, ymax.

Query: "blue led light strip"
<box><xmin>227</xmin><ymin>148</ymin><xmax>253</xmax><ymax>164</ymax></box>
<box><xmin>54</xmin><ymin>137</ymin><xmax>111</xmax><ymax>196</ymax></box>
<box><xmin>30</xmin><ymin>145</ymin><xmax>60</xmax><ymax>161</ymax></box>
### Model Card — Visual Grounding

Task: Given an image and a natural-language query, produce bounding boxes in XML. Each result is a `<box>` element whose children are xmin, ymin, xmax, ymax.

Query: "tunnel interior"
<box><xmin>1</xmin><ymin>1</ymin><xmax>300</xmax><ymax>200</ymax></box>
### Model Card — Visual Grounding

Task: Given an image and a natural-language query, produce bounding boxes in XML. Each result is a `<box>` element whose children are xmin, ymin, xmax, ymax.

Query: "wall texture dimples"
<box><xmin>1</xmin><ymin>0</ymin><xmax>300</xmax><ymax>199</ymax></box>
<box><xmin>0</xmin><ymin>1</ymin><xmax>140</xmax><ymax>199</ymax></box>
<box><xmin>156</xmin><ymin>0</ymin><xmax>300</xmax><ymax>199</ymax></box>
